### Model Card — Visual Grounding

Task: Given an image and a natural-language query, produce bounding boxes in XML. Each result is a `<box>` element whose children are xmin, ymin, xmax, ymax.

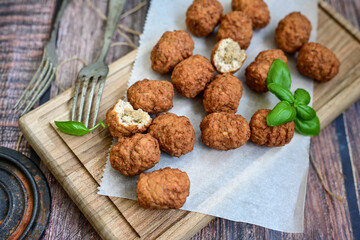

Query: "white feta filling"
<box><xmin>214</xmin><ymin>38</ymin><xmax>246</xmax><ymax>73</ymax></box>
<box><xmin>113</xmin><ymin>99</ymin><xmax>151</xmax><ymax>127</ymax></box>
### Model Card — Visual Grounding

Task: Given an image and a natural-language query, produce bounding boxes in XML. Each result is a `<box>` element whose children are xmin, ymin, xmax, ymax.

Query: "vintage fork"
<box><xmin>72</xmin><ymin>0</ymin><xmax>125</xmax><ymax>128</ymax></box>
<box><xmin>14</xmin><ymin>0</ymin><xmax>70</xmax><ymax>115</ymax></box>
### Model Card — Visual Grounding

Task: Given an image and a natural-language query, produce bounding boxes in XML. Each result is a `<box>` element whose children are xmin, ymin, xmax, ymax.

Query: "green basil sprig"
<box><xmin>54</xmin><ymin>120</ymin><xmax>106</xmax><ymax>136</ymax></box>
<box><xmin>266</xmin><ymin>59</ymin><xmax>320</xmax><ymax>136</ymax></box>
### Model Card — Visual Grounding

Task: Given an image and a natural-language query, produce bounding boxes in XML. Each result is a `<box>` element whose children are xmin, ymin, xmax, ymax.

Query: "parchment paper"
<box><xmin>99</xmin><ymin>0</ymin><xmax>318</xmax><ymax>233</ymax></box>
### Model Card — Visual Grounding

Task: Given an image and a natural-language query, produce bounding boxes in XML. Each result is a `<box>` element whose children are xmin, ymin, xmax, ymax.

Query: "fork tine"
<box><xmin>83</xmin><ymin>77</ymin><xmax>98</xmax><ymax>128</ymax></box>
<box><xmin>71</xmin><ymin>79</ymin><xmax>81</xmax><ymax>121</ymax></box>
<box><xmin>16</xmin><ymin>60</ymin><xmax>51</xmax><ymax>111</ymax></box>
<box><xmin>77</xmin><ymin>77</ymin><xmax>90</xmax><ymax>122</ymax></box>
<box><xmin>21</xmin><ymin>64</ymin><xmax>55</xmax><ymax>115</ymax></box>
<box><xmin>14</xmin><ymin>51</ymin><xmax>47</xmax><ymax>109</ymax></box>
<box><xmin>91</xmin><ymin>77</ymin><xmax>106</xmax><ymax>128</ymax></box>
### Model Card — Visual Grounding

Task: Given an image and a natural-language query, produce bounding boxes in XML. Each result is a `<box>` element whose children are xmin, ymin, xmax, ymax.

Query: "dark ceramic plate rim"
<box><xmin>0</xmin><ymin>147</ymin><xmax>51</xmax><ymax>240</ymax></box>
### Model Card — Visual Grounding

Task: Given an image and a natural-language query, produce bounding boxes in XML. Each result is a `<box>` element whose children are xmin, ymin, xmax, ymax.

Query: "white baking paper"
<box><xmin>98</xmin><ymin>0</ymin><xmax>318</xmax><ymax>233</ymax></box>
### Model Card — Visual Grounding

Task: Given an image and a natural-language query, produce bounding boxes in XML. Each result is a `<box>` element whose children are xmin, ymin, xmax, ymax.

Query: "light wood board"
<box><xmin>19</xmin><ymin>1</ymin><xmax>360</xmax><ymax>239</ymax></box>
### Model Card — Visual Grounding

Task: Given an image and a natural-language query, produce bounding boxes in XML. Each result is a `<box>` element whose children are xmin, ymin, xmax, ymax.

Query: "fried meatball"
<box><xmin>110</xmin><ymin>134</ymin><xmax>160</xmax><ymax>176</ymax></box>
<box><xmin>106</xmin><ymin>99</ymin><xmax>152</xmax><ymax>138</ymax></box>
<box><xmin>250</xmin><ymin>109</ymin><xmax>295</xmax><ymax>147</ymax></box>
<box><xmin>136</xmin><ymin>167</ymin><xmax>190</xmax><ymax>209</ymax></box>
<box><xmin>186</xmin><ymin>0</ymin><xmax>223</xmax><ymax>37</ymax></box>
<box><xmin>203</xmin><ymin>73</ymin><xmax>243</xmax><ymax>113</ymax></box>
<box><xmin>127</xmin><ymin>79</ymin><xmax>174</xmax><ymax>114</ymax></box>
<box><xmin>148</xmin><ymin>113</ymin><xmax>195</xmax><ymax>157</ymax></box>
<box><xmin>245</xmin><ymin>49</ymin><xmax>288</xmax><ymax>92</ymax></box>
<box><xmin>151</xmin><ymin>30</ymin><xmax>194</xmax><ymax>74</ymax></box>
<box><xmin>217</xmin><ymin>11</ymin><xmax>253</xmax><ymax>50</ymax></box>
<box><xmin>297</xmin><ymin>42</ymin><xmax>340</xmax><ymax>82</ymax></box>
<box><xmin>275</xmin><ymin>12</ymin><xmax>312</xmax><ymax>53</ymax></box>
<box><xmin>211</xmin><ymin>38</ymin><xmax>247</xmax><ymax>74</ymax></box>
<box><xmin>200</xmin><ymin>112</ymin><xmax>250</xmax><ymax>150</ymax></box>
<box><xmin>231</xmin><ymin>0</ymin><xmax>270</xmax><ymax>29</ymax></box>
<box><xmin>171</xmin><ymin>55</ymin><xmax>214</xmax><ymax>98</ymax></box>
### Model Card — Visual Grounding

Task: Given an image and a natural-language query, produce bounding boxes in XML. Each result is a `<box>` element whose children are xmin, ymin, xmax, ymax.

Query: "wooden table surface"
<box><xmin>1</xmin><ymin>0</ymin><xmax>359</xmax><ymax>239</ymax></box>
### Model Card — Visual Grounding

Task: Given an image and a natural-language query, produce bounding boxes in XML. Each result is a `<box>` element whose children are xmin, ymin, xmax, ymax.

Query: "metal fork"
<box><xmin>14</xmin><ymin>0</ymin><xmax>70</xmax><ymax>115</ymax></box>
<box><xmin>72</xmin><ymin>0</ymin><xmax>126</xmax><ymax>128</ymax></box>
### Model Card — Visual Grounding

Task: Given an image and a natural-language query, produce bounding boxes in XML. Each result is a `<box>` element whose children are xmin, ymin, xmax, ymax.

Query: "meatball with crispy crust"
<box><xmin>275</xmin><ymin>12</ymin><xmax>312</xmax><ymax>53</ymax></box>
<box><xmin>136</xmin><ymin>167</ymin><xmax>190</xmax><ymax>209</ymax></box>
<box><xmin>186</xmin><ymin>0</ymin><xmax>223</xmax><ymax>37</ymax></box>
<box><xmin>217</xmin><ymin>11</ymin><xmax>253</xmax><ymax>50</ymax></box>
<box><xmin>231</xmin><ymin>0</ymin><xmax>270</xmax><ymax>29</ymax></box>
<box><xmin>127</xmin><ymin>79</ymin><xmax>174</xmax><ymax>114</ymax></box>
<box><xmin>250</xmin><ymin>109</ymin><xmax>295</xmax><ymax>147</ymax></box>
<box><xmin>151</xmin><ymin>30</ymin><xmax>194</xmax><ymax>74</ymax></box>
<box><xmin>254</xmin><ymin>49</ymin><xmax>288</xmax><ymax>63</ymax></box>
<box><xmin>171</xmin><ymin>55</ymin><xmax>214</xmax><ymax>98</ymax></box>
<box><xmin>245</xmin><ymin>49</ymin><xmax>288</xmax><ymax>92</ymax></box>
<box><xmin>110</xmin><ymin>134</ymin><xmax>160</xmax><ymax>176</ymax></box>
<box><xmin>297</xmin><ymin>42</ymin><xmax>340</xmax><ymax>82</ymax></box>
<box><xmin>203</xmin><ymin>73</ymin><xmax>243</xmax><ymax>113</ymax></box>
<box><xmin>106</xmin><ymin>99</ymin><xmax>152</xmax><ymax>138</ymax></box>
<box><xmin>200</xmin><ymin>112</ymin><xmax>250</xmax><ymax>150</ymax></box>
<box><xmin>148</xmin><ymin>113</ymin><xmax>195</xmax><ymax>157</ymax></box>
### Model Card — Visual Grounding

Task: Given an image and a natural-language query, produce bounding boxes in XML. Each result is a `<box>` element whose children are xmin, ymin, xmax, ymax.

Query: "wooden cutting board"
<box><xmin>19</xmin><ymin>1</ymin><xmax>360</xmax><ymax>239</ymax></box>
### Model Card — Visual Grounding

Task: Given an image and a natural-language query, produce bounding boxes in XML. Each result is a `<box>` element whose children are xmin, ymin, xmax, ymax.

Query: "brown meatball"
<box><xmin>148</xmin><ymin>113</ymin><xmax>195</xmax><ymax>157</ymax></box>
<box><xmin>110</xmin><ymin>134</ymin><xmax>160</xmax><ymax>176</ymax></box>
<box><xmin>275</xmin><ymin>12</ymin><xmax>312</xmax><ymax>53</ymax></box>
<box><xmin>245</xmin><ymin>49</ymin><xmax>288</xmax><ymax>92</ymax></box>
<box><xmin>231</xmin><ymin>0</ymin><xmax>270</xmax><ymax>29</ymax></box>
<box><xmin>127</xmin><ymin>79</ymin><xmax>174</xmax><ymax>114</ymax></box>
<box><xmin>136</xmin><ymin>167</ymin><xmax>190</xmax><ymax>209</ymax></box>
<box><xmin>171</xmin><ymin>55</ymin><xmax>214</xmax><ymax>98</ymax></box>
<box><xmin>106</xmin><ymin>99</ymin><xmax>152</xmax><ymax>138</ymax></box>
<box><xmin>297</xmin><ymin>42</ymin><xmax>340</xmax><ymax>82</ymax></box>
<box><xmin>250</xmin><ymin>109</ymin><xmax>295</xmax><ymax>147</ymax></box>
<box><xmin>217</xmin><ymin>11</ymin><xmax>253</xmax><ymax>50</ymax></box>
<box><xmin>186</xmin><ymin>0</ymin><xmax>223</xmax><ymax>37</ymax></box>
<box><xmin>151</xmin><ymin>30</ymin><xmax>194</xmax><ymax>74</ymax></box>
<box><xmin>200</xmin><ymin>112</ymin><xmax>250</xmax><ymax>150</ymax></box>
<box><xmin>203</xmin><ymin>73</ymin><xmax>243</xmax><ymax>113</ymax></box>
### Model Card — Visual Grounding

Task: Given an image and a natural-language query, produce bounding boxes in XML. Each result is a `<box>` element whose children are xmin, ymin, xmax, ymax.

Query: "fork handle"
<box><xmin>49</xmin><ymin>0</ymin><xmax>70</xmax><ymax>44</ymax></box>
<box><xmin>98</xmin><ymin>0</ymin><xmax>126</xmax><ymax>62</ymax></box>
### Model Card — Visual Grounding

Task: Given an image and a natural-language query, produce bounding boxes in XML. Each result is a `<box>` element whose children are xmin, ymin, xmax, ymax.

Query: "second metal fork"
<box><xmin>14</xmin><ymin>0</ymin><xmax>70</xmax><ymax>115</ymax></box>
<box><xmin>72</xmin><ymin>0</ymin><xmax>125</xmax><ymax>128</ymax></box>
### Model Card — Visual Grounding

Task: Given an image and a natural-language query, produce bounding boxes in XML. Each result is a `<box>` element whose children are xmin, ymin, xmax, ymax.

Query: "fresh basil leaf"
<box><xmin>294</xmin><ymin>116</ymin><xmax>320</xmax><ymax>136</ymax></box>
<box><xmin>267</xmin><ymin>83</ymin><xmax>295</xmax><ymax>103</ymax></box>
<box><xmin>54</xmin><ymin>121</ymin><xmax>91</xmax><ymax>136</ymax></box>
<box><xmin>266</xmin><ymin>101</ymin><xmax>296</xmax><ymax>126</ymax></box>
<box><xmin>267</xmin><ymin>59</ymin><xmax>291</xmax><ymax>90</ymax></box>
<box><xmin>294</xmin><ymin>88</ymin><xmax>311</xmax><ymax>105</ymax></box>
<box><xmin>296</xmin><ymin>105</ymin><xmax>316</xmax><ymax>120</ymax></box>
